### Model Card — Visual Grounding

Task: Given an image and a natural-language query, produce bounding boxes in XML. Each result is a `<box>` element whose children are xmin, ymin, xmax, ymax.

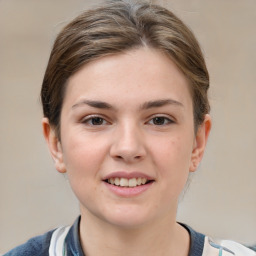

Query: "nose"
<box><xmin>110</xmin><ymin>121</ymin><xmax>146</xmax><ymax>163</ymax></box>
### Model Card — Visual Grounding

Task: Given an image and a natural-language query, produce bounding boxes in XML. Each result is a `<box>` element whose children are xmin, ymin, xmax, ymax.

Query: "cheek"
<box><xmin>152</xmin><ymin>136</ymin><xmax>193</xmax><ymax>190</ymax></box>
<box><xmin>61</xmin><ymin>132</ymin><xmax>107</xmax><ymax>178</ymax></box>
<box><xmin>155</xmin><ymin>136</ymin><xmax>192</xmax><ymax>169</ymax></box>
<box><xmin>61</xmin><ymin>136</ymin><xmax>104</xmax><ymax>204</ymax></box>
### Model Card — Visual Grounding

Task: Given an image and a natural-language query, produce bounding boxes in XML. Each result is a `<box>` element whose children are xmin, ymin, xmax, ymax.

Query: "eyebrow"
<box><xmin>72</xmin><ymin>98</ymin><xmax>183</xmax><ymax>110</ymax></box>
<box><xmin>141</xmin><ymin>99</ymin><xmax>184</xmax><ymax>109</ymax></box>
<box><xmin>72</xmin><ymin>100</ymin><xmax>113</xmax><ymax>109</ymax></box>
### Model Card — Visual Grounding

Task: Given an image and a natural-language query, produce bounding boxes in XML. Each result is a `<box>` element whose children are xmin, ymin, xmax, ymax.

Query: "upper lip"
<box><xmin>103</xmin><ymin>171</ymin><xmax>155</xmax><ymax>181</ymax></box>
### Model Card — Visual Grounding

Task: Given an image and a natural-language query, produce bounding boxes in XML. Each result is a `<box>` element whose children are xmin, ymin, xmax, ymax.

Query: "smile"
<box><xmin>103</xmin><ymin>173</ymin><xmax>155</xmax><ymax>197</ymax></box>
<box><xmin>106</xmin><ymin>177</ymin><xmax>151</xmax><ymax>187</ymax></box>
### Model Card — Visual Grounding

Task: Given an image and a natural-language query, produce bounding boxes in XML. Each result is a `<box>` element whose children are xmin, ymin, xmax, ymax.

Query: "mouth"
<box><xmin>104</xmin><ymin>177</ymin><xmax>154</xmax><ymax>188</ymax></box>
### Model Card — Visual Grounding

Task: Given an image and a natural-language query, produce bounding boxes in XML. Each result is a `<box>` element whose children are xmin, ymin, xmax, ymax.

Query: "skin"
<box><xmin>43</xmin><ymin>47</ymin><xmax>211</xmax><ymax>256</ymax></box>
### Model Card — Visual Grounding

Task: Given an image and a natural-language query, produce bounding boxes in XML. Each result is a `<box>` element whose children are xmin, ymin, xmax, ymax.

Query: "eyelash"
<box><xmin>81</xmin><ymin>115</ymin><xmax>174</xmax><ymax>126</ymax></box>
<box><xmin>81</xmin><ymin>115</ymin><xmax>109</xmax><ymax>126</ymax></box>
<box><xmin>147</xmin><ymin>116</ymin><xmax>174</xmax><ymax>126</ymax></box>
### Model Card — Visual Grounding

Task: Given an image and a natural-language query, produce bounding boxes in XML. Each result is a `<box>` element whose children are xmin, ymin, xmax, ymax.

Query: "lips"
<box><xmin>107</xmin><ymin>177</ymin><xmax>148</xmax><ymax>187</ymax></box>
<box><xmin>103</xmin><ymin>172</ymin><xmax>155</xmax><ymax>189</ymax></box>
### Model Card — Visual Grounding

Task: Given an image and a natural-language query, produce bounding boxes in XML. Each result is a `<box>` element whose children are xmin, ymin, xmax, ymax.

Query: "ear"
<box><xmin>42</xmin><ymin>118</ymin><xmax>66</xmax><ymax>173</ymax></box>
<box><xmin>189</xmin><ymin>114</ymin><xmax>211</xmax><ymax>172</ymax></box>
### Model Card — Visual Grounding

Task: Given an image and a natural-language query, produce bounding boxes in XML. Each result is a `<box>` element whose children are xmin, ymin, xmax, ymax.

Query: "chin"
<box><xmin>106</xmin><ymin>215</ymin><xmax>151</xmax><ymax>230</ymax></box>
<box><xmin>98</xmin><ymin>204</ymin><xmax>155</xmax><ymax>229</ymax></box>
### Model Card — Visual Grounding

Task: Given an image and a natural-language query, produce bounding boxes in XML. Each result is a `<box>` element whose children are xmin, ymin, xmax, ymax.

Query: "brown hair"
<box><xmin>41</xmin><ymin>0</ymin><xmax>210</xmax><ymax>138</ymax></box>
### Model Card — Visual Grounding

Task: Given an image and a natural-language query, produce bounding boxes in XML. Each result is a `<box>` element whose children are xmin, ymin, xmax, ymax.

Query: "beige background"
<box><xmin>0</xmin><ymin>0</ymin><xmax>255</xmax><ymax>253</ymax></box>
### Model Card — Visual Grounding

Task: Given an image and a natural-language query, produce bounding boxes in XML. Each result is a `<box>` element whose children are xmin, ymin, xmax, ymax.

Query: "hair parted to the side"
<box><xmin>41</xmin><ymin>0</ymin><xmax>210</xmax><ymax>138</ymax></box>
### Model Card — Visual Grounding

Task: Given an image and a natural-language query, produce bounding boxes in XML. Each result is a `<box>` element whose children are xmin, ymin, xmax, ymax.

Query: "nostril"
<box><xmin>115</xmin><ymin>155</ymin><xmax>142</xmax><ymax>161</ymax></box>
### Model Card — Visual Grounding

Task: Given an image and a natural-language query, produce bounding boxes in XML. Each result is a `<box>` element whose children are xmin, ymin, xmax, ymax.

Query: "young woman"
<box><xmin>4</xmin><ymin>1</ymin><xmax>255</xmax><ymax>255</ymax></box>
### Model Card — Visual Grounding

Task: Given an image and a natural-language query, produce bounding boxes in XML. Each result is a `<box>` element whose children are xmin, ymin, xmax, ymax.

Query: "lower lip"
<box><xmin>103</xmin><ymin>181</ymin><xmax>154</xmax><ymax>197</ymax></box>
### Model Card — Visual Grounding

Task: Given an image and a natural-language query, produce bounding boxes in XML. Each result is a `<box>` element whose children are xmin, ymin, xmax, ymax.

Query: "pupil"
<box><xmin>92</xmin><ymin>117</ymin><xmax>103</xmax><ymax>125</ymax></box>
<box><xmin>154</xmin><ymin>117</ymin><xmax>164</xmax><ymax>125</ymax></box>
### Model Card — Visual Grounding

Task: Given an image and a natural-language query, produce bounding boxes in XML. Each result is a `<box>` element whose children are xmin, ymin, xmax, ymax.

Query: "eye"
<box><xmin>82</xmin><ymin>116</ymin><xmax>108</xmax><ymax>126</ymax></box>
<box><xmin>148</xmin><ymin>116</ymin><xmax>174</xmax><ymax>126</ymax></box>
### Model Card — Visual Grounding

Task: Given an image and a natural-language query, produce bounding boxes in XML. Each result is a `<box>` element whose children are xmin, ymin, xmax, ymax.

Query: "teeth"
<box><xmin>128</xmin><ymin>178</ymin><xmax>137</xmax><ymax>187</ymax></box>
<box><xmin>141</xmin><ymin>178</ymin><xmax>147</xmax><ymax>185</ymax></box>
<box><xmin>107</xmin><ymin>177</ymin><xmax>149</xmax><ymax>187</ymax></box>
<box><xmin>114</xmin><ymin>177</ymin><xmax>120</xmax><ymax>186</ymax></box>
<box><xmin>120</xmin><ymin>178</ymin><xmax>128</xmax><ymax>186</ymax></box>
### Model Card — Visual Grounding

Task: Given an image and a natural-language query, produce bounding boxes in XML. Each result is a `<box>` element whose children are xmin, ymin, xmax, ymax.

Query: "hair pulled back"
<box><xmin>41</xmin><ymin>0</ymin><xmax>210</xmax><ymax>138</ymax></box>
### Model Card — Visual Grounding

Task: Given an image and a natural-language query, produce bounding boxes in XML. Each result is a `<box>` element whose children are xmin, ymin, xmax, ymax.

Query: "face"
<box><xmin>43</xmin><ymin>47</ymin><xmax>210</xmax><ymax>229</ymax></box>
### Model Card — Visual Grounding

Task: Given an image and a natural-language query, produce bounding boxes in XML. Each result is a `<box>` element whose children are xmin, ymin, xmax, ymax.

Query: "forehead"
<box><xmin>64</xmin><ymin>47</ymin><xmax>192</xmax><ymax>109</ymax></box>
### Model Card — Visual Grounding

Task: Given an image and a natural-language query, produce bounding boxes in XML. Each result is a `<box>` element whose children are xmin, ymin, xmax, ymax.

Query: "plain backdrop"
<box><xmin>0</xmin><ymin>0</ymin><xmax>255</xmax><ymax>253</ymax></box>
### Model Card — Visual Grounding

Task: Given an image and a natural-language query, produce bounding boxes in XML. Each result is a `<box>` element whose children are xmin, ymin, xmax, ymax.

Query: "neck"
<box><xmin>79</xmin><ymin>208</ymin><xmax>190</xmax><ymax>256</ymax></box>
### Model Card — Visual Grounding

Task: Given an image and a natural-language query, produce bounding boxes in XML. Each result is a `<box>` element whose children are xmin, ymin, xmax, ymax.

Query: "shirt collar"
<box><xmin>65</xmin><ymin>216</ymin><xmax>205</xmax><ymax>256</ymax></box>
<box><xmin>65</xmin><ymin>216</ymin><xmax>85</xmax><ymax>256</ymax></box>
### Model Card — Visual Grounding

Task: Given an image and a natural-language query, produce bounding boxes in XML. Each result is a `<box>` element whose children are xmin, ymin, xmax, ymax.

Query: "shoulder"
<box><xmin>202</xmin><ymin>236</ymin><xmax>256</xmax><ymax>256</ymax></box>
<box><xmin>180</xmin><ymin>223</ymin><xmax>256</xmax><ymax>256</ymax></box>
<box><xmin>203</xmin><ymin>236</ymin><xmax>256</xmax><ymax>256</ymax></box>
<box><xmin>3</xmin><ymin>229</ymin><xmax>55</xmax><ymax>256</ymax></box>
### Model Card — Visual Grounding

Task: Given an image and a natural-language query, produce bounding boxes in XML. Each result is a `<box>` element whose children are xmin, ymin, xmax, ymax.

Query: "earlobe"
<box><xmin>42</xmin><ymin>118</ymin><xmax>66</xmax><ymax>173</ymax></box>
<box><xmin>189</xmin><ymin>114</ymin><xmax>211</xmax><ymax>172</ymax></box>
